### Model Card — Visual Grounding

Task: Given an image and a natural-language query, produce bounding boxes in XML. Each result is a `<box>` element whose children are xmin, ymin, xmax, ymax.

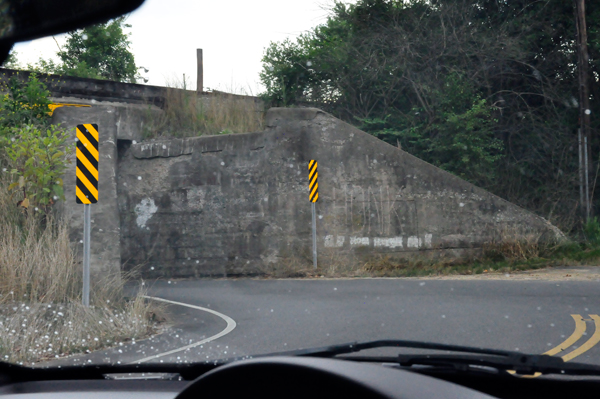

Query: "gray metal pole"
<box><xmin>83</xmin><ymin>204</ymin><xmax>91</xmax><ymax>307</ymax></box>
<box><xmin>579</xmin><ymin>129</ymin><xmax>585</xmax><ymax>216</ymax></box>
<box><xmin>311</xmin><ymin>202</ymin><xmax>317</xmax><ymax>269</ymax></box>
<box><xmin>585</xmin><ymin>136</ymin><xmax>590</xmax><ymax>221</ymax></box>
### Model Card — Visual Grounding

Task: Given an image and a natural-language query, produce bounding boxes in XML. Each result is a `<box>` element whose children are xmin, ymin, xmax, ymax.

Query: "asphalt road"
<box><xmin>51</xmin><ymin>276</ymin><xmax>600</xmax><ymax>369</ymax></box>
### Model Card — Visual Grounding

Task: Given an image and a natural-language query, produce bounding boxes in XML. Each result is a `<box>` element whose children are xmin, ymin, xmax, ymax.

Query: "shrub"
<box><xmin>583</xmin><ymin>217</ymin><xmax>600</xmax><ymax>246</ymax></box>
<box><xmin>0</xmin><ymin>73</ymin><xmax>51</xmax><ymax>129</ymax></box>
<box><xmin>0</xmin><ymin>125</ymin><xmax>73</xmax><ymax>214</ymax></box>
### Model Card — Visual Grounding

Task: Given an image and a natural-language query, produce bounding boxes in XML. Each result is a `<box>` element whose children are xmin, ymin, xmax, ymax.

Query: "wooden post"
<box><xmin>197</xmin><ymin>49</ymin><xmax>203</xmax><ymax>93</ymax></box>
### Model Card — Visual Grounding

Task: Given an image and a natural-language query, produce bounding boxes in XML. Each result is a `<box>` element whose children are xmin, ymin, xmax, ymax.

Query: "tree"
<box><xmin>56</xmin><ymin>17</ymin><xmax>141</xmax><ymax>83</ymax></box>
<box><xmin>1</xmin><ymin>50</ymin><xmax>20</xmax><ymax>69</ymax></box>
<box><xmin>10</xmin><ymin>17</ymin><xmax>145</xmax><ymax>83</ymax></box>
<box><xmin>261</xmin><ymin>0</ymin><xmax>507</xmax><ymax>185</ymax></box>
<box><xmin>260</xmin><ymin>0</ymin><xmax>600</xmax><ymax>232</ymax></box>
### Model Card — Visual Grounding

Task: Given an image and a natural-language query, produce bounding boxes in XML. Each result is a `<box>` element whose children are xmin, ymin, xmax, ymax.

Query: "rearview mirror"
<box><xmin>0</xmin><ymin>0</ymin><xmax>145</xmax><ymax>61</ymax></box>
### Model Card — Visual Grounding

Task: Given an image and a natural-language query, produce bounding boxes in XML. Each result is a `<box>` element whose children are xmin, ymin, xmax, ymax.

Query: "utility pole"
<box><xmin>197</xmin><ymin>49</ymin><xmax>203</xmax><ymax>93</ymax></box>
<box><xmin>574</xmin><ymin>0</ymin><xmax>592</xmax><ymax>219</ymax></box>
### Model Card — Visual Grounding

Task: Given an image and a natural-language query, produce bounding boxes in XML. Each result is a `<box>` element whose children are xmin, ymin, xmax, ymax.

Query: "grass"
<box><xmin>0</xmin><ymin>176</ymin><xmax>165</xmax><ymax>365</ymax></box>
<box><xmin>260</xmin><ymin>229</ymin><xmax>600</xmax><ymax>279</ymax></box>
<box><xmin>142</xmin><ymin>77</ymin><xmax>264</xmax><ymax>139</ymax></box>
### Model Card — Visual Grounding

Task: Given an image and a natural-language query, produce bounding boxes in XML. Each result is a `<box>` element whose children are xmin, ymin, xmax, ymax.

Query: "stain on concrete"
<box><xmin>135</xmin><ymin>198</ymin><xmax>158</xmax><ymax>228</ymax></box>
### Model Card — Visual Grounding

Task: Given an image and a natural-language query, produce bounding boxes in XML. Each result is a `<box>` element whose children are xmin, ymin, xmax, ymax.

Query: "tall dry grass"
<box><xmin>0</xmin><ymin>176</ymin><xmax>164</xmax><ymax>365</ymax></box>
<box><xmin>482</xmin><ymin>228</ymin><xmax>545</xmax><ymax>262</ymax></box>
<box><xmin>143</xmin><ymin>78</ymin><xmax>264</xmax><ymax>139</ymax></box>
<box><xmin>0</xmin><ymin>171</ymin><xmax>80</xmax><ymax>304</ymax></box>
<box><xmin>0</xmin><ymin>295</ymin><xmax>158</xmax><ymax>365</ymax></box>
<box><xmin>260</xmin><ymin>249</ymin><xmax>367</xmax><ymax>278</ymax></box>
<box><xmin>0</xmin><ymin>217</ymin><xmax>79</xmax><ymax>304</ymax></box>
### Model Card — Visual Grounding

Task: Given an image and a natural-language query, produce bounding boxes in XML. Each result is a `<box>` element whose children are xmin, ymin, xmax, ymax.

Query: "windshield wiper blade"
<box><xmin>340</xmin><ymin>353</ymin><xmax>564</xmax><ymax>375</ymax></box>
<box><xmin>267</xmin><ymin>339</ymin><xmax>522</xmax><ymax>358</ymax></box>
<box><xmin>258</xmin><ymin>339</ymin><xmax>600</xmax><ymax>376</ymax></box>
<box><xmin>340</xmin><ymin>353</ymin><xmax>600</xmax><ymax>377</ymax></box>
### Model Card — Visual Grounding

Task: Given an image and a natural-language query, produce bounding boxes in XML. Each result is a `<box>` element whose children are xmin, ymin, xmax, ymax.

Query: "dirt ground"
<box><xmin>423</xmin><ymin>266</ymin><xmax>600</xmax><ymax>281</ymax></box>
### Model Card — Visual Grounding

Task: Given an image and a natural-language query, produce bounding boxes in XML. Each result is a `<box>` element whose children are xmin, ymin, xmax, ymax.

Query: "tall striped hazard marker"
<box><xmin>75</xmin><ymin>124</ymin><xmax>99</xmax><ymax>307</ymax></box>
<box><xmin>309</xmin><ymin>160</ymin><xmax>318</xmax><ymax>203</ymax></box>
<box><xmin>76</xmin><ymin>124</ymin><xmax>99</xmax><ymax>204</ymax></box>
<box><xmin>308</xmin><ymin>160</ymin><xmax>318</xmax><ymax>268</ymax></box>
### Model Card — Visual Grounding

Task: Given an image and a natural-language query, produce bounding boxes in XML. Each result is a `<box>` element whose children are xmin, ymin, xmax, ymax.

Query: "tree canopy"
<box><xmin>260</xmin><ymin>0</ymin><xmax>600</xmax><ymax>231</ymax></box>
<box><xmin>56</xmin><ymin>17</ymin><xmax>140</xmax><ymax>82</ymax></box>
<box><xmin>3</xmin><ymin>17</ymin><xmax>144</xmax><ymax>83</ymax></box>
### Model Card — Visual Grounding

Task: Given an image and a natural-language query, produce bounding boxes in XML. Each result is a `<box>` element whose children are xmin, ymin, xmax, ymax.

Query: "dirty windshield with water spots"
<box><xmin>0</xmin><ymin>0</ymin><xmax>600</xmax><ymax>376</ymax></box>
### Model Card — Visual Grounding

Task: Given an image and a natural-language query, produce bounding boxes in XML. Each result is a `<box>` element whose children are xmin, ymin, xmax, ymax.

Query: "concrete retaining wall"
<box><xmin>53</xmin><ymin>106</ymin><xmax>563</xmax><ymax>278</ymax></box>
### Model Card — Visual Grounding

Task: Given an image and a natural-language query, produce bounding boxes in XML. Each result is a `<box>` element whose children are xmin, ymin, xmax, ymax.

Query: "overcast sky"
<box><xmin>12</xmin><ymin>0</ymin><xmax>342</xmax><ymax>95</ymax></box>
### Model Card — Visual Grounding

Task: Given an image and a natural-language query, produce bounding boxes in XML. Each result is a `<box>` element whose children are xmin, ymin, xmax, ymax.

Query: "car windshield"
<box><xmin>0</xmin><ymin>0</ymin><xmax>599</xmax><ymax>372</ymax></box>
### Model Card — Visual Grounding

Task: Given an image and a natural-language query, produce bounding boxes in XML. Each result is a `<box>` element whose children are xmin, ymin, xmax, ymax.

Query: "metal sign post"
<box><xmin>311</xmin><ymin>202</ymin><xmax>317</xmax><ymax>269</ymax></box>
<box><xmin>83</xmin><ymin>204</ymin><xmax>91</xmax><ymax>306</ymax></box>
<box><xmin>76</xmin><ymin>124</ymin><xmax>99</xmax><ymax>307</ymax></box>
<box><xmin>308</xmin><ymin>160</ymin><xmax>318</xmax><ymax>269</ymax></box>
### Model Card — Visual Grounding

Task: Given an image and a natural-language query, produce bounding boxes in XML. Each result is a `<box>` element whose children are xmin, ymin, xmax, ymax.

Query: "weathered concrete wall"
<box><xmin>110</xmin><ymin>107</ymin><xmax>562</xmax><ymax>278</ymax></box>
<box><xmin>52</xmin><ymin>104</ymin><xmax>562</xmax><ymax>278</ymax></box>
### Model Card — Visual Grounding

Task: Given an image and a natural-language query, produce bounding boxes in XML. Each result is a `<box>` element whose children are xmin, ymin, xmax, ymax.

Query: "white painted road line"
<box><xmin>131</xmin><ymin>295</ymin><xmax>237</xmax><ymax>364</ymax></box>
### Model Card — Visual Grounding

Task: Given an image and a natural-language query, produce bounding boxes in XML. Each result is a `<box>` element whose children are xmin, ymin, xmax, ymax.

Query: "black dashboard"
<box><xmin>2</xmin><ymin>357</ymin><xmax>600</xmax><ymax>399</ymax></box>
<box><xmin>0</xmin><ymin>357</ymin><xmax>493</xmax><ymax>399</ymax></box>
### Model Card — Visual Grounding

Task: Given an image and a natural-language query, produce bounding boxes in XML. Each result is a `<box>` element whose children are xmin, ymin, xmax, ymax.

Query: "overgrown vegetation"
<box><xmin>0</xmin><ymin>73</ymin><xmax>163</xmax><ymax>365</ymax></box>
<box><xmin>1</xmin><ymin>125</ymin><xmax>72</xmax><ymax>214</ymax></box>
<box><xmin>142</xmin><ymin>77</ymin><xmax>264</xmax><ymax>139</ymax></box>
<box><xmin>0</xmin><ymin>74</ymin><xmax>72</xmax><ymax>214</ymax></box>
<box><xmin>0</xmin><ymin>73</ymin><xmax>51</xmax><ymax>128</ymax></box>
<box><xmin>260</xmin><ymin>0</ymin><xmax>600</xmax><ymax>233</ymax></box>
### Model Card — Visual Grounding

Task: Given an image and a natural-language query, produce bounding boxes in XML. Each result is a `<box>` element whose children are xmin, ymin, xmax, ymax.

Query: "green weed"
<box><xmin>141</xmin><ymin>78</ymin><xmax>264</xmax><ymax>139</ymax></box>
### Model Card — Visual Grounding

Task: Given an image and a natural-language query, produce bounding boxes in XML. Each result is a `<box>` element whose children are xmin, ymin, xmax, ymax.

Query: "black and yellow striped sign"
<box><xmin>308</xmin><ymin>160</ymin><xmax>318</xmax><ymax>202</ymax></box>
<box><xmin>75</xmin><ymin>124</ymin><xmax>99</xmax><ymax>204</ymax></box>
